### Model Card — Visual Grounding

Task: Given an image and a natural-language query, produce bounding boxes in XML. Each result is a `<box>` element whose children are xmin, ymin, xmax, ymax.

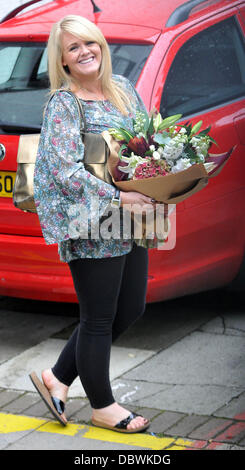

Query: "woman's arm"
<box><xmin>34</xmin><ymin>91</ymin><xmax>119</xmax><ymax>243</ymax></box>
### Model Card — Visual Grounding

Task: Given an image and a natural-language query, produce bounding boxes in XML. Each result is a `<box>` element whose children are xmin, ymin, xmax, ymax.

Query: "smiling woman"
<box><xmin>61</xmin><ymin>34</ymin><xmax>103</xmax><ymax>95</ymax></box>
<box><xmin>47</xmin><ymin>15</ymin><xmax>131</xmax><ymax>115</ymax></box>
<box><xmin>30</xmin><ymin>14</ymin><xmax>152</xmax><ymax>436</ymax></box>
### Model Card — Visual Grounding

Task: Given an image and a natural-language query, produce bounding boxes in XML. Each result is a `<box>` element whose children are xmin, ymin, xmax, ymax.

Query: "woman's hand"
<box><xmin>120</xmin><ymin>191</ymin><xmax>156</xmax><ymax>212</ymax></box>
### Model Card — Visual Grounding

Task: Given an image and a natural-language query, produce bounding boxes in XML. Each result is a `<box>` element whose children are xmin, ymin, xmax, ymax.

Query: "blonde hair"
<box><xmin>47</xmin><ymin>15</ymin><xmax>131</xmax><ymax>115</ymax></box>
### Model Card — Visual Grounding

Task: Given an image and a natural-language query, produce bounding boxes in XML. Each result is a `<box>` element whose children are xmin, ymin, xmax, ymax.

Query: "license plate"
<box><xmin>0</xmin><ymin>171</ymin><xmax>16</xmax><ymax>198</ymax></box>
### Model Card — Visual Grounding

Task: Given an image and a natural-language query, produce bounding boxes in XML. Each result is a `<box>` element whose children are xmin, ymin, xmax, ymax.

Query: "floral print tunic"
<box><xmin>34</xmin><ymin>75</ymin><xmax>148</xmax><ymax>262</ymax></box>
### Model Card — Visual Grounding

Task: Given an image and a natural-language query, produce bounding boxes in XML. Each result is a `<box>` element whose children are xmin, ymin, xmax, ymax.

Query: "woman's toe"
<box><xmin>127</xmin><ymin>416</ymin><xmax>148</xmax><ymax>431</ymax></box>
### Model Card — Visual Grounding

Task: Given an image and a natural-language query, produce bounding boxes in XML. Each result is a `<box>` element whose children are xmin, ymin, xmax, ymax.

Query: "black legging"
<box><xmin>52</xmin><ymin>243</ymin><xmax>148</xmax><ymax>409</ymax></box>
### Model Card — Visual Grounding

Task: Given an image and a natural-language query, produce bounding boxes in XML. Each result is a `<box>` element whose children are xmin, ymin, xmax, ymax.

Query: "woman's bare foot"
<box><xmin>92</xmin><ymin>402</ymin><xmax>149</xmax><ymax>431</ymax></box>
<box><xmin>42</xmin><ymin>369</ymin><xmax>68</xmax><ymax>424</ymax></box>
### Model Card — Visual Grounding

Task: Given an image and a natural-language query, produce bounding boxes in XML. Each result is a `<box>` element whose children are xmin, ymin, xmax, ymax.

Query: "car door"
<box><xmin>150</xmin><ymin>6</ymin><xmax>245</xmax><ymax>294</ymax></box>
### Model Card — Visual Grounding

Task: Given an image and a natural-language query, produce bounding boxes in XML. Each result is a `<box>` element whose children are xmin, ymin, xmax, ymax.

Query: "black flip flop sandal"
<box><xmin>92</xmin><ymin>412</ymin><xmax>150</xmax><ymax>434</ymax></box>
<box><xmin>29</xmin><ymin>371</ymin><xmax>67</xmax><ymax>426</ymax></box>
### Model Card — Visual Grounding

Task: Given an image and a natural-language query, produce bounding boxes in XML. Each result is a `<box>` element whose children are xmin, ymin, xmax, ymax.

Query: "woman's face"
<box><xmin>61</xmin><ymin>31</ymin><xmax>102</xmax><ymax>82</ymax></box>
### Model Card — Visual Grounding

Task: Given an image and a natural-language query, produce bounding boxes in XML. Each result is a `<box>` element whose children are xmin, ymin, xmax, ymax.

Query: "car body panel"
<box><xmin>0</xmin><ymin>0</ymin><xmax>244</xmax><ymax>303</ymax></box>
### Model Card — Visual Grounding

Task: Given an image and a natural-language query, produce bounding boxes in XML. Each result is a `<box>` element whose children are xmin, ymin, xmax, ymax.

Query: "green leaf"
<box><xmin>209</xmin><ymin>136</ymin><xmax>219</xmax><ymax>147</ymax></box>
<box><xmin>158</xmin><ymin>114</ymin><xmax>182</xmax><ymax>130</ymax></box>
<box><xmin>153</xmin><ymin>112</ymin><xmax>163</xmax><ymax>132</ymax></box>
<box><xmin>148</xmin><ymin>115</ymin><xmax>154</xmax><ymax>137</ymax></box>
<box><xmin>143</xmin><ymin>114</ymin><xmax>150</xmax><ymax>133</ymax></box>
<box><xmin>185</xmin><ymin>124</ymin><xmax>192</xmax><ymax>136</ymax></box>
<box><xmin>153</xmin><ymin>132</ymin><xmax>171</xmax><ymax>145</ymax></box>
<box><xmin>199</xmin><ymin>126</ymin><xmax>211</xmax><ymax>136</ymax></box>
<box><xmin>190</xmin><ymin>120</ymin><xmax>203</xmax><ymax>136</ymax></box>
<box><xmin>118</xmin><ymin>128</ymin><xmax>135</xmax><ymax>143</ymax></box>
<box><xmin>118</xmin><ymin>144</ymin><xmax>128</xmax><ymax>158</ymax></box>
<box><xmin>185</xmin><ymin>144</ymin><xmax>197</xmax><ymax>160</ymax></box>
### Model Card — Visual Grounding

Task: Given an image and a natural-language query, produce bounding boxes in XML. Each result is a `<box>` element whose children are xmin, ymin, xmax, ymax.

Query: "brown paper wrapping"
<box><xmin>102</xmin><ymin>131</ymin><xmax>234</xmax><ymax>241</ymax></box>
<box><xmin>102</xmin><ymin>131</ymin><xmax>234</xmax><ymax>205</ymax></box>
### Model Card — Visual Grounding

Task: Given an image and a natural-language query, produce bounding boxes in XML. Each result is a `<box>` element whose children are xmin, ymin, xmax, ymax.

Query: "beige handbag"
<box><xmin>13</xmin><ymin>91</ymin><xmax>112</xmax><ymax>213</ymax></box>
<box><xmin>70</xmin><ymin>91</ymin><xmax>112</xmax><ymax>186</ymax></box>
<box><xmin>13</xmin><ymin>134</ymin><xmax>40</xmax><ymax>212</ymax></box>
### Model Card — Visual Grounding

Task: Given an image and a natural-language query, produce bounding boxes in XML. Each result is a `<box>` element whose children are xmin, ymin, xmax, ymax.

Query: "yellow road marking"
<box><xmin>82</xmin><ymin>426</ymin><xmax>175</xmax><ymax>449</ymax></box>
<box><xmin>175</xmin><ymin>438</ymin><xmax>194</xmax><ymax>447</ymax></box>
<box><xmin>38</xmin><ymin>421</ymin><xmax>85</xmax><ymax>436</ymax></box>
<box><xmin>0</xmin><ymin>413</ymin><xmax>46</xmax><ymax>433</ymax></box>
<box><xmin>166</xmin><ymin>445</ymin><xmax>188</xmax><ymax>450</ymax></box>
<box><xmin>0</xmin><ymin>413</ymin><xmax>84</xmax><ymax>436</ymax></box>
<box><xmin>0</xmin><ymin>413</ymin><xmax>194</xmax><ymax>449</ymax></box>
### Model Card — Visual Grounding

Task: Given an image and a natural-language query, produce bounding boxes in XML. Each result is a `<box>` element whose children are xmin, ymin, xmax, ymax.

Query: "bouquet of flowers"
<box><xmin>102</xmin><ymin>109</ymin><xmax>234</xmax><ymax>205</ymax></box>
<box><xmin>101</xmin><ymin>109</ymin><xmax>234</xmax><ymax>246</ymax></box>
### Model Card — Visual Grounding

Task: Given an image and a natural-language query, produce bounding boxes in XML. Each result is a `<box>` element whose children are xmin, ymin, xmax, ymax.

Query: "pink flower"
<box><xmin>98</xmin><ymin>189</ymin><xmax>106</xmax><ymax>197</ymax></box>
<box><xmin>72</xmin><ymin>181</ymin><xmax>81</xmax><ymax>188</ymax></box>
<box><xmin>49</xmin><ymin>182</ymin><xmax>55</xmax><ymax>190</ymax></box>
<box><xmin>70</xmin><ymin>141</ymin><xmax>76</xmax><ymax>150</ymax></box>
<box><xmin>54</xmin><ymin>118</ymin><xmax>61</xmax><ymax>124</ymax></box>
<box><xmin>57</xmin><ymin>212</ymin><xmax>64</xmax><ymax>219</ymax></box>
<box><xmin>62</xmin><ymin>188</ymin><xmax>69</xmax><ymax>196</ymax></box>
<box><xmin>52</xmin><ymin>137</ymin><xmax>59</xmax><ymax>146</ymax></box>
<box><xmin>52</xmin><ymin>169</ymin><xmax>59</xmax><ymax>176</ymax></box>
<box><xmin>134</xmin><ymin>157</ymin><xmax>169</xmax><ymax>180</ymax></box>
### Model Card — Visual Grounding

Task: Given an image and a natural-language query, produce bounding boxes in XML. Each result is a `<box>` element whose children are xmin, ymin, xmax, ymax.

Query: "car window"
<box><xmin>160</xmin><ymin>17</ymin><xmax>245</xmax><ymax>117</ymax></box>
<box><xmin>0</xmin><ymin>42</ymin><xmax>152</xmax><ymax>133</ymax></box>
<box><xmin>0</xmin><ymin>46</ymin><xmax>21</xmax><ymax>83</ymax></box>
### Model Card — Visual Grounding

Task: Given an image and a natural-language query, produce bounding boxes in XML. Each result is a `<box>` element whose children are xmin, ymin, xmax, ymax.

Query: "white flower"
<box><xmin>171</xmin><ymin>157</ymin><xmax>192</xmax><ymax>173</ymax></box>
<box><xmin>190</xmin><ymin>135</ymin><xmax>210</xmax><ymax>159</ymax></box>
<box><xmin>118</xmin><ymin>154</ymin><xmax>145</xmax><ymax>178</ymax></box>
<box><xmin>152</xmin><ymin>151</ymin><xmax>161</xmax><ymax>160</ymax></box>
<box><xmin>162</xmin><ymin>140</ymin><xmax>184</xmax><ymax>160</ymax></box>
<box><xmin>149</xmin><ymin>145</ymin><xmax>156</xmax><ymax>151</ymax></box>
<box><xmin>169</xmin><ymin>125</ymin><xmax>178</xmax><ymax>134</ymax></box>
<box><xmin>179</xmin><ymin>127</ymin><xmax>187</xmax><ymax>134</ymax></box>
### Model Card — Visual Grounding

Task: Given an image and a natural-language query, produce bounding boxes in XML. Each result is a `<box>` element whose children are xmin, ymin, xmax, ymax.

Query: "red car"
<box><xmin>0</xmin><ymin>0</ymin><xmax>244</xmax><ymax>303</ymax></box>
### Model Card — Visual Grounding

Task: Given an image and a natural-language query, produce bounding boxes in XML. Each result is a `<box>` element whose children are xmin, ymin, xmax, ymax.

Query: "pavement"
<box><xmin>0</xmin><ymin>289</ymin><xmax>245</xmax><ymax>452</ymax></box>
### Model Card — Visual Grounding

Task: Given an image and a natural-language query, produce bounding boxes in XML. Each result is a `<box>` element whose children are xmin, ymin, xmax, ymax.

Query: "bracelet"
<box><xmin>111</xmin><ymin>188</ymin><xmax>121</xmax><ymax>208</ymax></box>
